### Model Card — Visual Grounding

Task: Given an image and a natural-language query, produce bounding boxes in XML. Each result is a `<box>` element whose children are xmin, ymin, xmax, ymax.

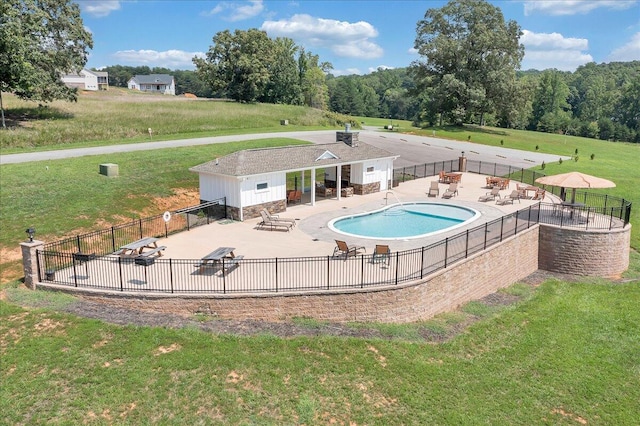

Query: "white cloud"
<box><xmin>80</xmin><ymin>0</ymin><xmax>121</xmax><ymax>18</ymax></box>
<box><xmin>607</xmin><ymin>32</ymin><xmax>640</xmax><ymax>61</ymax></box>
<box><xmin>520</xmin><ymin>30</ymin><xmax>588</xmax><ymax>50</ymax></box>
<box><xmin>520</xmin><ymin>30</ymin><xmax>592</xmax><ymax>71</ymax></box>
<box><xmin>202</xmin><ymin>0</ymin><xmax>264</xmax><ymax>21</ymax></box>
<box><xmin>112</xmin><ymin>49</ymin><xmax>205</xmax><ymax>69</ymax></box>
<box><xmin>331</xmin><ymin>68</ymin><xmax>362</xmax><ymax>76</ymax></box>
<box><xmin>369</xmin><ymin>65</ymin><xmax>394</xmax><ymax>73</ymax></box>
<box><xmin>523</xmin><ymin>0</ymin><xmax>637</xmax><ymax>16</ymax></box>
<box><xmin>261</xmin><ymin>14</ymin><xmax>383</xmax><ymax>59</ymax></box>
<box><xmin>407</xmin><ymin>47</ymin><xmax>419</xmax><ymax>55</ymax></box>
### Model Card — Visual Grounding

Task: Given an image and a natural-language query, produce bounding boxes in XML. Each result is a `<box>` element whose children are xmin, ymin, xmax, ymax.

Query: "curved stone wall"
<box><xmin>54</xmin><ymin>227</ymin><xmax>540</xmax><ymax>323</ymax></box>
<box><xmin>538</xmin><ymin>224</ymin><xmax>631</xmax><ymax>277</ymax></box>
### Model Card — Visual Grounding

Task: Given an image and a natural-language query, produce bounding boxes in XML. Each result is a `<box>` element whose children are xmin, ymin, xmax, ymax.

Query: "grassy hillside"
<box><xmin>0</xmin><ymin>88</ymin><xmax>353</xmax><ymax>152</ymax></box>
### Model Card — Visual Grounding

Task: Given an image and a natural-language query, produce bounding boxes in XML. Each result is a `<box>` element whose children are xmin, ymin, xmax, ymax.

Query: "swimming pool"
<box><xmin>329</xmin><ymin>202</ymin><xmax>480</xmax><ymax>240</ymax></box>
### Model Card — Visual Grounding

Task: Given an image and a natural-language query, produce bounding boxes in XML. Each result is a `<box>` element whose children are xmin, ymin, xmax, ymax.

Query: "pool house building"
<box><xmin>190</xmin><ymin>137</ymin><xmax>398</xmax><ymax>221</ymax></box>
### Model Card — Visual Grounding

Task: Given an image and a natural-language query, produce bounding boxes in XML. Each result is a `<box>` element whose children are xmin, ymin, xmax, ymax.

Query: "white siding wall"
<box><xmin>240</xmin><ymin>173</ymin><xmax>286</xmax><ymax>207</ymax></box>
<box><xmin>199</xmin><ymin>174</ymin><xmax>240</xmax><ymax>205</ymax></box>
<box><xmin>359</xmin><ymin>159</ymin><xmax>393</xmax><ymax>191</ymax></box>
<box><xmin>81</xmin><ymin>71</ymin><xmax>98</xmax><ymax>91</ymax></box>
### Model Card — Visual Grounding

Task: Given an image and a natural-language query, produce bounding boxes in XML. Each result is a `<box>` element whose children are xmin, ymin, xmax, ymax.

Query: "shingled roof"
<box><xmin>130</xmin><ymin>74</ymin><xmax>174</xmax><ymax>85</ymax></box>
<box><xmin>190</xmin><ymin>142</ymin><xmax>398</xmax><ymax>177</ymax></box>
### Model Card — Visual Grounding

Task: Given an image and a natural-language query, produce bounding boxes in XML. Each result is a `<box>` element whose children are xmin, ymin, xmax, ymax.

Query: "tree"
<box><xmin>529</xmin><ymin>70</ymin><xmax>572</xmax><ymax>133</ymax></box>
<box><xmin>298</xmin><ymin>49</ymin><xmax>330</xmax><ymax>109</ymax></box>
<box><xmin>194</xmin><ymin>29</ymin><xmax>274</xmax><ymax>102</ymax></box>
<box><xmin>262</xmin><ymin>37</ymin><xmax>301</xmax><ymax>104</ymax></box>
<box><xmin>411</xmin><ymin>0</ymin><xmax>523</xmax><ymax>126</ymax></box>
<box><xmin>0</xmin><ymin>0</ymin><xmax>93</xmax><ymax>128</ymax></box>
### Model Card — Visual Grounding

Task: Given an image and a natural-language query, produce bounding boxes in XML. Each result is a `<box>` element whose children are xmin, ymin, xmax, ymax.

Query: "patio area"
<box><xmin>161</xmin><ymin>173</ymin><xmax>554</xmax><ymax>260</ymax></box>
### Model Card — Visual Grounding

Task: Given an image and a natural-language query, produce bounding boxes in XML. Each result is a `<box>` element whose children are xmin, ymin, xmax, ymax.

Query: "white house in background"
<box><xmin>127</xmin><ymin>74</ymin><xmax>176</xmax><ymax>95</ymax></box>
<box><xmin>190</xmin><ymin>134</ymin><xmax>398</xmax><ymax>221</ymax></box>
<box><xmin>61</xmin><ymin>69</ymin><xmax>108</xmax><ymax>91</ymax></box>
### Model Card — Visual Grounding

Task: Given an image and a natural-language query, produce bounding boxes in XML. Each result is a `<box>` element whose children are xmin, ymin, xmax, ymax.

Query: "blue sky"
<box><xmin>79</xmin><ymin>0</ymin><xmax>640</xmax><ymax>75</ymax></box>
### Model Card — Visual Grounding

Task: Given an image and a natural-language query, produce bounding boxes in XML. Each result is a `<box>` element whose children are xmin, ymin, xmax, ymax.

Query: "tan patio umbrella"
<box><xmin>535</xmin><ymin>171</ymin><xmax>615</xmax><ymax>203</ymax></box>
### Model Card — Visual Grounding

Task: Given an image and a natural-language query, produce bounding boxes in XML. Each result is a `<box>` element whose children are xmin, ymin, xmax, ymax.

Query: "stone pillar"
<box><xmin>21</xmin><ymin>240</ymin><xmax>45</xmax><ymax>290</ymax></box>
<box><xmin>458</xmin><ymin>153</ymin><xmax>467</xmax><ymax>172</ymax></box>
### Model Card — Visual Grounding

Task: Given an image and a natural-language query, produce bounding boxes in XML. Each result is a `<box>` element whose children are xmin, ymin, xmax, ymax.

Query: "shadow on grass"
<box><xmin>2</xmin><ymin>105</ymin><xmax>74</xmax><ymax>129</ymax></box>
<box><xmin>424</xmin><ymin>124</ymin><xmax>510</xmax><ymax>137</ymax></box>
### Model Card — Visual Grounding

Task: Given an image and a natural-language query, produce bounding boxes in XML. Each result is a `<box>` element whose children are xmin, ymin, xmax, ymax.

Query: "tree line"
<box><xmin>2</xmin><ymin>0</ymin><xmax>638</xmax><ymax>143</ymax></box>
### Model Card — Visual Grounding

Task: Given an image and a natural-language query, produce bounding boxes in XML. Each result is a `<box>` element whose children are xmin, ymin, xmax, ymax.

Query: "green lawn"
<box><xmin>2</xmin><ymin>271</ymin><xmax>639</xmax><ymax>424</ymax></box>
<box><xmin>0</xmin><ymin>89</ymin><xmax>353</xmax><ymax>152</ymax></box>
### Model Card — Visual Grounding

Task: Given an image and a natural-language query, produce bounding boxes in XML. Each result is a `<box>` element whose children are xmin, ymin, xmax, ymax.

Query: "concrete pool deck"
<box><xmin>162</xmin><ymin>173</ymin><xmax>555</xmax><ymax>260</ymax></box>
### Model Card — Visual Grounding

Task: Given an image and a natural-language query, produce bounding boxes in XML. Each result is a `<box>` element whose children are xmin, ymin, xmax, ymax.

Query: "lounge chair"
<box><xmin>428</xmin><ymin>181</ymin><xmax>440</xmax><ymax>197</ymax></box>
<box><xmin>262</xmin><ymin>209</ymin><xmax>296</xmax><ymax>227</ymax></box>
<box><xmin>478</xmin><ymin>187</ymin><xmax>501</xmax><ymax>202</ymax></box>
<box><xmin>496</xmin><ymin>190</ymin><xmax>521</xmax><ymax>205</ymax></box>
<box><xmin>333</xmin><ymin>240</ymin><xmax>365</xmax><ymax>258</ymax></box>
<box><xmin>441</xmin><ymin>182</ymin><xmax>458</xmax><ymax>199</ymax></box>
<box><xmin>372</xmin><ymin>244</ymin><xmax>391</xmax><ymax>264</ymax></box>
<box><xmin>258</xmin><ymin>210</ymin><xmax>293</xmax><ymax>231</ymax></box>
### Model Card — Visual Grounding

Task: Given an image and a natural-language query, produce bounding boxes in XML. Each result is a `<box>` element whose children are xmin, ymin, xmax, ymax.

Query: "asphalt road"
<box><xmin>0</xmin><ymin>128</ymin><xmax>566</xmax><ymax>168</ymax></box>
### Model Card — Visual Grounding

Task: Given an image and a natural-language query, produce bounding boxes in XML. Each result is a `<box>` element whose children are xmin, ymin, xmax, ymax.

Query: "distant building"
<box><xmin>127</xmin><ymin>74</ymin><xmax>176</xmax><ymax>95</ymax></box>
<box><xmin>61</xmin><ymin>69</ymin><xmax>109</xmax><ymax>91</ymax></box>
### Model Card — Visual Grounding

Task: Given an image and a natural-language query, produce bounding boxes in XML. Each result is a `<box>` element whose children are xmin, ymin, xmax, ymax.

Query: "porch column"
<box><xmin>310</xmin><ymin>168</ymin><xmax>316</xmax><ymax>206</ymax></box>
<box><xmin>336</xmin><ymin>165</ymin><xmax>342</xmax><ymax>200</ymax></box>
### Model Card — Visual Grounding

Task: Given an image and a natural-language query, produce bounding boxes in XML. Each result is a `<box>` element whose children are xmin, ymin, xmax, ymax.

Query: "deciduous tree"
<box><xmin>411</xmin><ymin>0</ymin><xmax>523</xmax><ymax>126</ymax></box>
<box><xmin>0</xmin><ymin>0</ymin><xmax>93</xmax><ymax>128</ymax></box>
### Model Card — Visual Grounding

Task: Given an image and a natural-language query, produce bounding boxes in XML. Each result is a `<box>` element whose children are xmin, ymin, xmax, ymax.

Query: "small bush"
<box><xmin>559</xmin><ymin>158</ymin><xmax>563</xmax><ymax>164</ymax></box>
<box><xmin>590</xmin><ymin>153</ymin><xmax>595</xmax><ymax>160</ymax></box>
<box><xmin>500</xmin><ymin>139</ymin><xmax>504</xmax><ymax>145</ymax></box>
<box><xmin>574</xmin><ymin>155</ymin><xmax>579</xmax><ymax>162</ymax></box>
<box><xmin>541</xmin><ymin>161</ymin><xmax>546</xmax><ymax>170</ymax></box>
<box><xmin>535</xmin><ymin>145</ymin><xmax>539</xmax><ymax>151</ymax></box>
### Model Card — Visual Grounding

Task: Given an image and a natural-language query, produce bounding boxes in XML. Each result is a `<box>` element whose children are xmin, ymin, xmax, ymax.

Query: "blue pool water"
<box><xmin>329</xmin><ymin>203</ymin><xmax>480</xmax><ymax>239</ymax></box>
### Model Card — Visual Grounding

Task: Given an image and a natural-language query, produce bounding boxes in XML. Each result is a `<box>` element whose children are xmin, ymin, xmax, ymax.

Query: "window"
<box><xmin>256</xmin><ymin>182</ymin><xmax>268</xmax><ymax>191</ymax></box>
<box><xmin>366</xmin><ymin>166</ymin><xmax>374</xmax><ymax>173</ymax></box>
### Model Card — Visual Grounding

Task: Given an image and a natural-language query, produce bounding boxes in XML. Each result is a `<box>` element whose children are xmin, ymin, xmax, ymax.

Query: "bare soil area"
<box><xmin>5</xmin><ymin>271</ymin><xmax>564</xmax><ymax>342</ymax></box>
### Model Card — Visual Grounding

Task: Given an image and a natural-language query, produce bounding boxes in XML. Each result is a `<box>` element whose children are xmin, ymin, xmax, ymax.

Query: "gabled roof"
<box><xmin>130</xmin><ymin>74</ymin><xmax>174</xmax><ymax>85</ymax></box>
<box><xmin>190</xmin><ymin>142</ymin><xmax>398</xmax><ymax>178</ymax></box>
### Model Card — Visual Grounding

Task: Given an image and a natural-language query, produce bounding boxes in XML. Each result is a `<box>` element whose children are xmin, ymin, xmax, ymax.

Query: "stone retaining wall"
<box><xmin>538</xmin><ymin>224</ymin><xmax>631</xmax><ymax>277</ymax></box>
<box><xmin>56</xmin><ymin>227</ymin><xmax>539</xmax><ymax>323</ymax></box>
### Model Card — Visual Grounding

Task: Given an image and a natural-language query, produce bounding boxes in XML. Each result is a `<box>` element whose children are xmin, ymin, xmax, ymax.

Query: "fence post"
<box><xmin>222</xmin><ymin>258</ymin><xmax>226</xmax><ymax>294</ymax></box>
<box><xmin>395</xmin><ymin>252</ymin><xmax>399</xmax><ymax>285</ymax></box>
<box><xmin>420</xmin><ymin>246</ymin><xmax>425</xmax><ymax>279</ymax></box>
<box><xmin>139</xmin><ymin>219</ymin><xmax>143</xmax><ymax>239</ymax></box>
<box><xmin>169</xmin><ymin>258</ymin><xmax>174</xmax><ymax>294</ymax></box>
<box><xmin>500</xmin><ymin>217</ymin><xmax>504</xmax><ymax>241</ymax></box>
<box><xmin>444</xmin><ymin>238</ymin><xmax>449</xmax><ymax>268</ymax></box>
<box><xmin>21</xmin><ymin>240</ymin><xmax>45</xmax><ymax>290</ymax></box>
<box><xmin>76</xmin><ymin>235</ymin><xmax>81</xmax><ymax>253</ymax></box>
<box><xmin>483</xmin><ymin>223</ymin><xmax>488</xmax><ymax>250</ymax></box>
<box><xmin>327</xmin><ymin>256</ymin><xmax>330</xmax><ymax>290</ymax></box>
<box><xmin>465</xmin><ymin>230</ymin><xmax>469</xmax><ymax>258</ymax></box>
<box><xmin>72</xmin><ymin>257</ymin><xmax>78</xmax><ymax>287</ymax></box>
<box><xmin>275</xmin><ymin>257</ymin><xmax>278</xmax><ymax>292</ymax></box>
<box><xmin>111</xmin><ymin>227</ymin><xmax>116</xmax><ymax>252</ymax></box>
<box><xmin>361</xmin><ymin>255</ymin><xmax>364</xmax><ymax>288</ymax></box>
<box><xmin>118</xmin><ymin>257</ymin><xmax>124</xmax><ymax>291</ymax></box>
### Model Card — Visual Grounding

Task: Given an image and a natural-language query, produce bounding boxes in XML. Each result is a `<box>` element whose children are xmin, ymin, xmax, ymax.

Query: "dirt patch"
<box><xmin>146</xmin><ymin>188</ymin><xmax>199</xmax><ymax>214</ymax></box>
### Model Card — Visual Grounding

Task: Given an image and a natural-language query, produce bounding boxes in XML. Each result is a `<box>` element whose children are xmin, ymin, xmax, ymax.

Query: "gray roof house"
<box><xmin>127</xmin><ymin>74</ymin><xmax>175</xmax><ymax>95</ymax></box>
<box><xmin>190</xmin><ymin>137</ymin><xmax>399</xmax><ymax>221</ymax></box>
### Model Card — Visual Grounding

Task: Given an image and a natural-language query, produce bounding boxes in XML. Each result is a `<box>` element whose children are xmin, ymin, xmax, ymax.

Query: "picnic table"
<box><xmin>445</xmin><ymin>173</ymin><xmax>462</xmax><ymax>183</ymax></box>
<box><xmin>196</xmin><ymin>247</ymin><xmax>243</xmax><ymax>273</ymax></box>
<box><xmin>116</xmin><ymin>237</ymin><xmax>165</xmax><ymax>258</ymax></box>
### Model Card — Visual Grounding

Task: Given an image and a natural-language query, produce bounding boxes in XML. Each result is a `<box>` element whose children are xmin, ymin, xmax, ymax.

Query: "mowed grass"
<box><xmin>2</xmin><ymin>274</ymin><xmax>639</xmax><ymax>424</ymax></box>
<box><xmin>0</xmin><ymin>138</ymin><xmax>307</xmax><ymax>277</ymax></box>
<box><xmin>0</xmin><ymin>89</ymin><xmax>350</xmax><ymax>152</ymax></box>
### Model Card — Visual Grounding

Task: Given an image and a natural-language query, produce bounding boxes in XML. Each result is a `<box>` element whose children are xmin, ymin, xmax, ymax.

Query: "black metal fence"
<box><xmin>36</xmin><ymin>159</ymin><xmax>631</xmax><ymax>295</ymax></box>
<box><xmin>37</xmin><ymin>207</ymin><xmax>539</xmax><ymax>294</ymax></box>
<box><xmin>393</xmin><ymin>159</ymin><xmax>631</xmax><ymax>228</ymax></box>
<box><xmin>42</xmin><ymin>198</ymin><xmax>227</xmax><ymax>256</ymax></box>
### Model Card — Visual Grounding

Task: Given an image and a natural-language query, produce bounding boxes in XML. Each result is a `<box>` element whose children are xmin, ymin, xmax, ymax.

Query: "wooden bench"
<box><xmin>137</xmin><ymin>246</ymin><xmax>166</xmax><ymax>258</ymax></box>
